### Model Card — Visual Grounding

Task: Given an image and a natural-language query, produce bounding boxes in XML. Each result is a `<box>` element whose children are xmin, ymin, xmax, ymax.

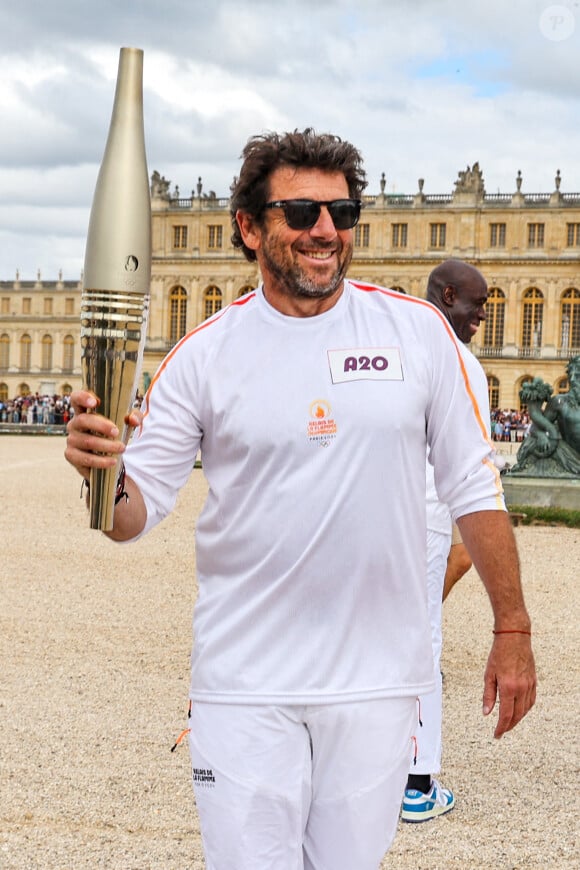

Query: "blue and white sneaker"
<box><xmin>401</xmin><ymin>778</ymin><xmax>455</xmax><ymax>823</ymax></box>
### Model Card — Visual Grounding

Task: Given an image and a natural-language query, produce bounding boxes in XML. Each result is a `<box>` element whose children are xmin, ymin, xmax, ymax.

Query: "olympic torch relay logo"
<box><xmin>307</xmin><ymin>400</ymin><xmax>337</xmax><ymax>447</ymax></box>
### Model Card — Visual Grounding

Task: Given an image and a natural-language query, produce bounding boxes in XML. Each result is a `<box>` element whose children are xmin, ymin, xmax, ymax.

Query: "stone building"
<box><xmin>1</xmin><ymin>163</ymin><xmax>579</xmax><ymax>408</ymax></box>
<box><xmin>0</xmin><ymin>271</ymin><xmax>81</xmax><ymax>401</ymax></box>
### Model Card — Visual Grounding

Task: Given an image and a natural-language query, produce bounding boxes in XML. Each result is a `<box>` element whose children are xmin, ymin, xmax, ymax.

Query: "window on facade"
<box><xmin>22</xmin><ymin>298</ymin><xmax>31</xmax><ymax>315</ymax></box>
<box><xmin>204</xmin><ymin>285</ymin><xmax>223</xmax><ymax>319</ymax></box>
<box><xmin>391</xmin><ymin>286</ymin><xmax>407</xmax><ymax>294</ymax></box>
<box><xmin>65</xmin><ymin>297</ymin><xmax>75</xmax><ymax>315</ymax></box>
<box><xmin>566</xmin><ymin>223</ymin><xmax>580</xmax><ymax>247</ymax></box>
<box><xmin>20</xmin><ymin>334</ymin><xmax>32</xmax><ymax>370</ymax></box>
<box><xmin>521</xmin><ymin>288</ymin><xmax>544</xmax><ymax>348</ymax></box>
<box><xmin>354</xmin><ymin>223</ymin><xmax>370</xmax><ymax>247</ymax></box>
<box><xmin>1</xmin><ymin>297</ymin><xmax>9</xmax><ymax>315</ymax></box>
<box><xmin>483</xmin><ymin>288</ymin><xmax>505</xmax><ymax>347</ymax></box>
<box><xmin>0</xmin><ymin>382</ymin><xmax>8</xmax><ymax>402</ymax></box>
<box><xmin>173</xmin><ymin>225</ymin><xmax>188</xmax><ymax>249</ymax></box>
<box><xmin>208</xmin><ymin>225</ymin><xmax>223</xmax><ymax>249</ymax></box>
<box><xmin>18</xmin><ymin>382</ymin><xmax>30</xmax><ymax>396</ymax></box>
<box><xmin>527</xmin><ymin>223</ymin><xmax>545</xmax><ymax>248</ymax></box>
<box><xmin>63</xmin><ymin>335</ymin><xmax>75</xmax><ymax>371</ymax></box>
<box><xmin>555</xmin><ymin>376</ymin><xmax>569</xmax><ymax>394</ymax></box>
<box><xmin>489</xmin><ymin>223</ymin><xmax>506</xmax><ymax>247</ymax></box>
<box><xmin>237</xmin><ymin>285</ymin><xmax>254</xmax><ymax>297</ymax></box>
<box><xmin>560</xmin><ymin>287</ymin><xmax>580</xmax><ymax>350</ymax></box>
<box><xmin>391</xmin><ymin>223</ymin><xmax>408</xmax><ymax>248</ymax></box>
<box><xmin>487</xmin><ymin>376</ymin><xmax>500</xmax><ymax>410</ymax></box>
<box><xmin>429</xmin><ymin>223</ymin><xmax>446</xmax><ymax>248</ymax></box>
<box><xmin>41</xmin><ymin>335</ymin><xmax>53</xmax><ymax>370</ymax></box>
<box><xmin>169</xmin><ymin>286</ymin><xmax>188</xmax><ymax>343</ymax></box>
<box><xmin>0</xmin><ymin>334</ymin><xmax>9</xmax><ymax>369</ymax></box>
<box><xmin>44</xmin><ymin>297</ymin><xmax>53</xmax><ymax>316</ymax></box>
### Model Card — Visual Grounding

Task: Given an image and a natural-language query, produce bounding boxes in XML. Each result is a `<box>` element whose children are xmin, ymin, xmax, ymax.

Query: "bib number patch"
<box><xmin>327</xmin><ymin>348</ymin><xmax>403</xmax><ymax>383</ymax></box>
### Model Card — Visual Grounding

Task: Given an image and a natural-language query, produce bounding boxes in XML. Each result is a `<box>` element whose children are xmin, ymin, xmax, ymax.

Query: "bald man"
<box><xmin>402</xmin><ymin>260</ymin><xmax>496</xmax><ymax>822</ymax></box>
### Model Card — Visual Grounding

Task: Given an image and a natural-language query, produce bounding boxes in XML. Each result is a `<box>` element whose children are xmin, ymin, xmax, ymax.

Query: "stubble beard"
<box><xmin>261</xmin><ymin>240</ymin><xmax>352</xmax><ymax>301</ymax></box>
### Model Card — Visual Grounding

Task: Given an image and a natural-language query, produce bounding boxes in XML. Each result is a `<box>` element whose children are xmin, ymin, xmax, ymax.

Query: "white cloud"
<box><xmin>0</xmin><ymin>0</ymin><xmax>579</xmax><ymax>277</ymax></box>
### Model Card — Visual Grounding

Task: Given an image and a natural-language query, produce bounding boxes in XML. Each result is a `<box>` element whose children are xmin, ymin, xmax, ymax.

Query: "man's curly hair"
<box><xmin>230</xmin><ymin>128</ymin><xmax>367</xmax><ymax>262</ymax></box>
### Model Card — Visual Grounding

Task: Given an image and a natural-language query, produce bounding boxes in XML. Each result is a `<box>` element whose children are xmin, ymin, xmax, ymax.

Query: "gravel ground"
<box><xmin>1</xmin><ymin>435</ymin><xmax>577</xmax><ymax>869</ymax></box>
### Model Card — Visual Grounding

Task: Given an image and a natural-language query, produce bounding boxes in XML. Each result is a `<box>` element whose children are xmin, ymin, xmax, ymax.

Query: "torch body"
<box><xmin>81</xmin><ymin>47</ymin><xmax>151</xmax><ymax>530</ymax></box>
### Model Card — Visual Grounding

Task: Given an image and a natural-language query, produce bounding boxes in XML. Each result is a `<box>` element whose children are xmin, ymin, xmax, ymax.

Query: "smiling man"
<box><xmin>232</xmin><ymin>145</ymin><xmax>358</xmax><ymax>314</ymax></box>
<box><xmin>403</xmin><ymin>259</ymin><xmax>493</xmax><ymax>823</ymax></box>
<box><xmin>427</xmin><ymin>259</ymin><xmax>489</xmax><ymax>343</ymax></box>
<box><xmin>65</xmin><ymin>130</ymin><xmax>535</xmax><ymax>869</ymax></box>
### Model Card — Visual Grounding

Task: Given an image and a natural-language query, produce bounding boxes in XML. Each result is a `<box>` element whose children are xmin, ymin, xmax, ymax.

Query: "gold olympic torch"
<box><xmin>81</xmin><ymin>47</ymin><xmax>151</xmax><ymax>530</ymax></box>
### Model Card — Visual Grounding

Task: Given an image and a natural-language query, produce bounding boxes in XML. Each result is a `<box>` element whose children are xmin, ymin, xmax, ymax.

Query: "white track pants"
<box><xmin>188</xmin><ymin>696</ymin><xmax>417</xmax><ymax>869</ymax></box>
<box><xmin>409</xmin><ymin>528</ymin><xmax>451</xmax><ymax>776</ymax></box>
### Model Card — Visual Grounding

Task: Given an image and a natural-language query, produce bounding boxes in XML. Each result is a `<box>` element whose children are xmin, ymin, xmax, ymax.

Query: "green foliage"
<box><xmin>509</xmin><ymin>504</ymin><xmax>580</xmax><ymax>528</ymax></box>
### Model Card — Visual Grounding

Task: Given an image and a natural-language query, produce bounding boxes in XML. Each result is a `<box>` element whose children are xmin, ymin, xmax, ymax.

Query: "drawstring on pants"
<box><xmin>170</xmin><ymin>700</ymin><xmax>192</xmax><ymax>752</ymax></box>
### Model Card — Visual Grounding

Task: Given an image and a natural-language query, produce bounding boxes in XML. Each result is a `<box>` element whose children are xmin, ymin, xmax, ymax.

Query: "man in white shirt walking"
<box><xmin>402</xmin><ymin>259</ymin><xmax>494</xmax><ymax>823</ymax></box>
<box><xmin>66</xmin><ymin>130</ymin><xmax>535</xmax><ymax>869</ymax></box>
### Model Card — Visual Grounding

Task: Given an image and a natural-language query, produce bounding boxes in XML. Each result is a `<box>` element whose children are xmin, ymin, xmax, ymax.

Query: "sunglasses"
<box><xmin>263</xmin><ymin>198</ymin><xmax>362</xmax><ymax>231</ymax></box>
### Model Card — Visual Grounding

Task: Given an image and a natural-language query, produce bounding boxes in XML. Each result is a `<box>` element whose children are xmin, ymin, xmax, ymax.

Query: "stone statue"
<box><xmin>510</xmin><ymin>355</ymin><xmax>580</xmax><ymax>477</ymax></box>
<box><xmin>150</xmin><ymin>170</ymin><xmax>171</xmax><ymax>199</ymax></box>
<box><xmin>454</xmin><ymin>162</ymin><xmax>485</xmax><ymax>196</ymax></box>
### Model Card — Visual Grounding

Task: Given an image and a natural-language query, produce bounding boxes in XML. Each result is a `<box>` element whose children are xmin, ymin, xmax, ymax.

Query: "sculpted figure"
<box><xmin>511</xmin><ymin>356</ymin><xmax>580</xmax><ymax>476</ymax></box>
<box><xmin>454</xmin><ymin>162</ymin><xmax>485</xmax><ymax>195</ymax></box>
<box><xmin>150</xmin><ymin>170</ymin><xmax>171</xmax><ymax>199</ymax></box>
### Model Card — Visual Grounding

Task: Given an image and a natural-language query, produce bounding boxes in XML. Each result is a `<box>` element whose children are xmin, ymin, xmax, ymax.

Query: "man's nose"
<box><xmin>310</xmin><ymin>205</ymin><xmax>337</xmax><ymax>237</ymax></box>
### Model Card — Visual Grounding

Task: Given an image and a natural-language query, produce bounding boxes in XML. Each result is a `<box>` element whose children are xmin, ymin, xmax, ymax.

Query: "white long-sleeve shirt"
<box><xmin>426</xmin><ymin>341</ymin><xmax>494</xmax><ymax>533</ymax></box>
<box><xmin>123</xmin><ymin>280</ymin><xmax>504</xmax><ymax>705</ymax></box>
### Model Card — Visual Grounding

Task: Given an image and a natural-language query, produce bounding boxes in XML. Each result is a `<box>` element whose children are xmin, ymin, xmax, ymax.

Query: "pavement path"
<box><xmin>0</xmin><ymin>436</ymin><xmax>577</xmax><ymax>869</ymax></box>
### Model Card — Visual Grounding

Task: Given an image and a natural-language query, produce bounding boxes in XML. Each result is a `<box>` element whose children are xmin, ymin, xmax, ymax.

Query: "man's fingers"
<box><xmin>65</xmin><ymin>431</ymin><xmax>122</xmax><ymax>458</ymax></box>
<box><xmin>65</xmin><ymin>405</ymin><xmax>125</xmax><ymax>478</ymax></box>
<box><xmin>69</xmin><ymin>389</ymin><xmax>99</xmax><ymax>416</ymax></box>
<box><xmin>64</xmin><ymin>445</ymin><xmax>119</xmax><ymax>475</ymax></box>
<box><xmin>64</xmin><ymin>432</ymin><xmax>122</xmax><ymax>472</ymax></box>
<box><xmin>67</xmin><ymin>411</ymin><xmax>118</xmax><ymax>437</ymax></box>
<box><xmin>124</xmin><ymin>409</ymin><xmax>143</xmax><ymax>429</ymax></box>
<box><xmin>482</xmin><ymin>668</ymin><xmax>497</xmax><ymax>718</ymax></box>
<box><xmin>483</xmin><ymin>637</ymin><xmax>536</xmax><ymax>738</ymax></box>
<box><xmin>491</xmin><ymin>675</ymin><xmax>537</xmax><ymax>739</ymax></box>
<box><xmin>494</xmin><ymin>691</ymin><xmax>528</xmax><ymax>739</ymax></box>
<box><xmin>493</xmin><ymin>695</ymin><xmax>516</xmax><ymax>739</ymax></box>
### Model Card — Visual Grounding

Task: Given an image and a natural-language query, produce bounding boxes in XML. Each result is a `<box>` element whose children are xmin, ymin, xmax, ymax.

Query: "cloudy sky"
<box><xmin>1</xmin><ymin>0</ymin><xmax>579</xmax><ymax>280</ymax></box>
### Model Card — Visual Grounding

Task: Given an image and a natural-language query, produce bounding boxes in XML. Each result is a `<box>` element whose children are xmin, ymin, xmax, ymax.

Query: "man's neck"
<box><xmin>262</xmin><ymin>282</ymin><xmax>345</xmax><ymax>318</ymax></box>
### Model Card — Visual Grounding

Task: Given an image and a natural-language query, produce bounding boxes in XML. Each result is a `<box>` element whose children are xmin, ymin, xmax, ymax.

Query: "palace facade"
<box><xmin>1</xmin><ymin>162</ymin><xmax>579</xmax><ymax>409</ymax></box>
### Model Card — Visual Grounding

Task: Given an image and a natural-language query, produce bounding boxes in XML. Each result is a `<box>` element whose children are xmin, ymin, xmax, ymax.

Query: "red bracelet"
<box><xmin>493</xmin><ymin>629</ymin><xmax>532</xmax><ymax>636</ymax></box>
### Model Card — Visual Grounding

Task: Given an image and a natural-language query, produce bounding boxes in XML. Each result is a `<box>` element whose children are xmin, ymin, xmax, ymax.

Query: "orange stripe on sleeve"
<box><xmin>350</xmin><ymin>281</ymin><xmax>492</xmax><ymax>447</ymax></box>
<box><xmin>483</xmin><ymin>457</ymin><xmax>505</xmax><ymax>508</ymax></box>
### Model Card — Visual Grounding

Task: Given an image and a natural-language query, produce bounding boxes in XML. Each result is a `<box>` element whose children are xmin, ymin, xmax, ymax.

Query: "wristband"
<box><xmin>493</xmin><ymin>629</ymin><xmax>532</xmax><ymax>636</ymax></box>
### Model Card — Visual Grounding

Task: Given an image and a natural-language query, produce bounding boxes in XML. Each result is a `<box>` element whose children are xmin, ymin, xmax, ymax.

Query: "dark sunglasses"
<box><xmin>263</xmin><ymin>198</ymin><xmax>362</xmax><ymax>231</ymax></box>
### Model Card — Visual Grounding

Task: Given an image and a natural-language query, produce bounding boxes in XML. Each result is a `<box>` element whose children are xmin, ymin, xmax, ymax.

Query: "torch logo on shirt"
<box><xmin>307</xmin><ymin>399</ymin><xmax>337</xmax><ymax>446</ymax></box>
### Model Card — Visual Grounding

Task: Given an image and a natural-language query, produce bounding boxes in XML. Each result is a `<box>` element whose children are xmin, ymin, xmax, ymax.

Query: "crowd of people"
<box><xmin>1</xmin><ymin>393</ymin><xmax>532</xmax><ymax>443</ymax></box>
<box><xmin>490</xmin><ymin>408</ymin><xmax>531</xmax><ymax>442</ymax></box>
<box><xmin>0</xmin><ymin>393</ymin><xmax>72</xmax><ymax>425</ymax></box>
<box><xmin>0</xmin><ymin>392</ymin><xmax>145</xmax><ymax>426</ymax></box>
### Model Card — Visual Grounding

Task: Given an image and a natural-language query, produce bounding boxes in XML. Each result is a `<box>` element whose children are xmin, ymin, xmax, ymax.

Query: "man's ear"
<box><xmin>236</xmin><ymin>210</ymin><xmax>261</xmax><ymax>254</ymax></box>
<box><xmin>442</xmin><ymin>284</ymin><xmax>456</xmax><ymax>307</ymax></box>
